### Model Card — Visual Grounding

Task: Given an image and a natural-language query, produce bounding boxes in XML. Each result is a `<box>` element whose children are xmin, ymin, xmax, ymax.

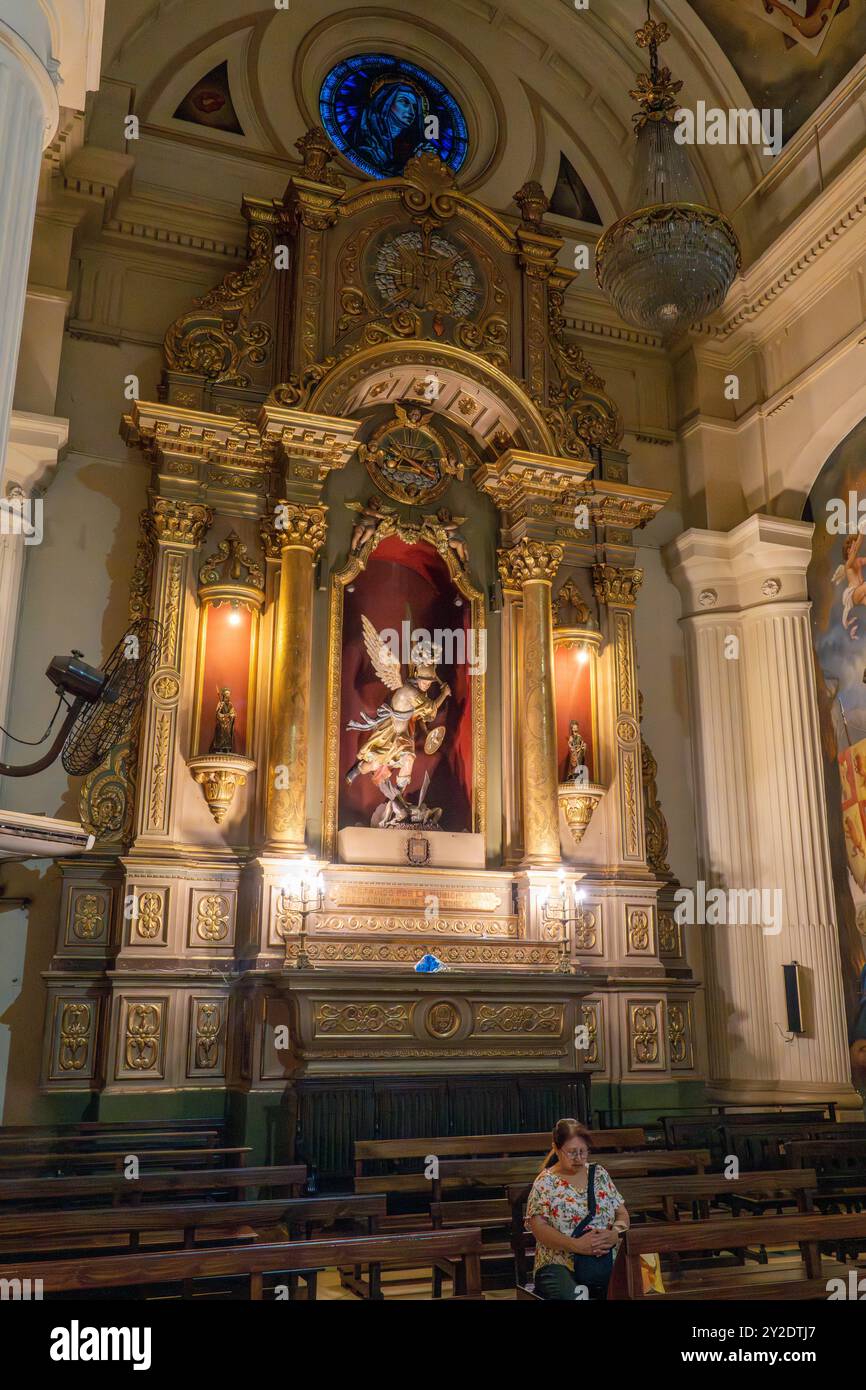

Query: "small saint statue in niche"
<box><xmin>210</xmin><ymin>687</ymin><xmax>236</xmax><ymax>754</ymax></box>
<box><xmin>567</xmin><ymin>718</ymin><xmax>587</xmax><ymax>782</ymax></box>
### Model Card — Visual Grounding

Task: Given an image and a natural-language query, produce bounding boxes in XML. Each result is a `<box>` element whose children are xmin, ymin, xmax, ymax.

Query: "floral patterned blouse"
<box><xmin>526</xmin><ymin>1165</ymin><xmax>625</xmax><ymax>1272</ymax></box>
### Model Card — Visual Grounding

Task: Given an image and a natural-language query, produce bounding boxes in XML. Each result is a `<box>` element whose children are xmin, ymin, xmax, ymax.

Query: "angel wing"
<box><xmin>345</xmin><ymin>500</ymin><xmax>364</xmax><ymax>514</ymax></box>
<box><xmin>361</xmin><ymin>613</ymin><xmax>402</xmax><ymax>691</ymax></box>
<box><xmin>394</xmin><ymin>403</ymin><xmax>432</xmax><ymax>429</ymax></box>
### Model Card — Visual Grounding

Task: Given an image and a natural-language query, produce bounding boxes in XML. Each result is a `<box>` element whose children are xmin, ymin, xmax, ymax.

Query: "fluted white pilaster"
<box><xmin>667</xmin><ymin>516</ymin><xmax>859</xmax><ymax>1108</ymax></box>
<box><xmin>0</xmin><ymin>18</ymin><xmax>59</xmax><ymax>484</ymax></box>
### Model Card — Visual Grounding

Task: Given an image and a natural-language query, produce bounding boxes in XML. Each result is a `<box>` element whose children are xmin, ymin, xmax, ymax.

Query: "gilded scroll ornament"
<box><xmin>475</xmin><ymin>1004</ymin><xmax>562</xmax><ymax>1034</ymax></box>
<box><xmin>148</xmin><ymin>714</ymin><xmax>171</xmax><ymax>829</ymax></box>
<box><xmin>579</xmin><ymin>1002</ymin><xmax>600</xmax><ymax>1066</ymax></box>
<box><xmin>628</xmin><ymin>908</ymin><xmax>651</xmax><ymax>951</ymax></box>
<box><xmin>135</xmin><ymin>891</ymin><xmax>164</xmax><ymax>941</ymax></box>
<box><xmin>497</xmin><ymin>539</ymin><xmax>563</xmax><ymax>590</ymax></box>
<box><xmin>198</xmin><ymin>530</ymin><xmax>265</xmax><ymax>593</ymax></box>
<box><xmin>194</xmin><ymin>1002</ymin><xmax>222</xmax><ymax>1069</ymax></box>
<box><xmin>658</xmin><ymin>911</ymin><xmax>681</xmax><ymax>957</ymax></box>
<box><xmin>315</xmin><ymin>1003</ymin><xmax>412</xmax><ymax>1035</ymax></box>
<box><xmin>640</xmin><ymin>694</ymin><xmax>672</xmax><ymax>876</ymax></box>
<box><xmin>72</xmin><ymin>893</ymin><xmax>106</xmax><ymax>941</ymax></box>
<box><xmin>630</xmin><ymin>1004</ymin><xmax>660</xmax><ymax>1064</ymax></box>
<box><xmin>196</xmin><ymin>894</ymin><xmax>231</xmax><ymax>942</ymax></box>
<box><xmin>79</xmin><ymin>518</ymin><xmax>156</xmax><ymax>845</ymax></box>
<box><xmin>58</xmin><ymin>1003</ymin><xmax>91</xmax><ymax>1071</ymax></box>
<box><xmin>553</xmin><ymin>577</ymin><xmax>591</xmax><ymax>626</ymax></box>
<box><xmin>163</xmin><ymin>218</ymin><xmax>274</xmax><ymax>385</ymax></box>
<box><xmin>125</xmin><ymin>1002</ymin><xmax>162</xmax><ymax>1071</ymax></box>
<box><xmin>667</xmin><ymin>1001</ymin><xmax>693</xmax><ymax>1068</ymax></box>
<box><xmin>592</xmin><ymin>564</ymin><xmax>644</xmax><ymax>608</ymax></box>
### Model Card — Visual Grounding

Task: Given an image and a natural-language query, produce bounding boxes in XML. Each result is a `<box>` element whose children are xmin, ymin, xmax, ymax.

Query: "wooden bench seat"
<box><xmin>0</xmin><ymin>1164</ymin><xmax>307</xmax><ymax>1209</ymax></box>
<box><xmin>610</xmin><ymin>1210</ymin><xmax>866</xmax><ymax>1299</ymax></box>
<box><xmin>0</xmin><ymin>1146</ymin><xmax>251</xmax><ymax>1174</ymax></box>
<box><xmin>0</xmin><ymin>1227</ymin><xmax>485</xmax><ymax>1300</ymax></box>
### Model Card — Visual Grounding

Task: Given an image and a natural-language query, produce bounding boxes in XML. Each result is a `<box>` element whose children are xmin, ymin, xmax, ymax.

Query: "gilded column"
<box><xmin>593</xmin><ymin>564</ymin><xmax>648</xmax><ymax>868</ymax></box>
<box><xmin>261</xmin><ymin>501</ymin><xmax>326</xmax><ymax>854</ymax></box>
<box><xmin>498</xmin><ymin>539</ymin><xmax>563</xmax><ymax>865</ymax></box>
<box><xmin>133</xmin><ymin>498</ymin><xmax>212</xmax><ymax>846</ymax></box>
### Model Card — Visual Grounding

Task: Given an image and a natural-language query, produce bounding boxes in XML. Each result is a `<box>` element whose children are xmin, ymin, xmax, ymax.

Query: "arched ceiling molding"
<box><xmin>103</xmin><ymin>0</ymin><xmax>772</xmax><ymax>208</ymax></box>
<box><xmin>145</xmin><ymin>26</ymin><xmax>274</xmax><ymax>155</ymax></box>
<box><xmin>528</xmin><ymin>92</ymin><xmax>622</xmax><ymax>228</ymax></box>
<box><xmin>776</xmin><ymin>371</ymin><xmax>866</xmax><ymax>522</ymax></box>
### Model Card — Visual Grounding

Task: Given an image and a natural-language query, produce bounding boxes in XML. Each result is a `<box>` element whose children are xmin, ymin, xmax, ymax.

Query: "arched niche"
<box><xmin>322</xmin><ymin>514</ymin><xmax>486</xmax><ymax>862</ymax></box>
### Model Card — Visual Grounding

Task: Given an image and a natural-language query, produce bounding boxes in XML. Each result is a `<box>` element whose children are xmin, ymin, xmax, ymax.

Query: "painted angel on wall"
<box><xmin>345</xmin><ymin>615</ymin><xmax>450</xmax><ymax>827</ymax></box>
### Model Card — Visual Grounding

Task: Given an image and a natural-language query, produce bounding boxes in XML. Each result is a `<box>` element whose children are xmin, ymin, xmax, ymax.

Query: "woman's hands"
<box><xmin>590</xmin><ymin>1228</ymin><xmax>618</xmax><ymax>1253</ymax></box>
<box><xmin>571</xmin><ymin>1228</ymin><xmax>618</xmax><ymax>1256</ymax></box>
<box><xmin>570</xmin><ymin>1233</ymin><xmax>598</xmax><ymax>1255</ymax></box>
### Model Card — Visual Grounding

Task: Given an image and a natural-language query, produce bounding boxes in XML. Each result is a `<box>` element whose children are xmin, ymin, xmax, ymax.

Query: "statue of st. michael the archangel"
<box><xmin>345</xmin><ymin>615</ymin><xmax>450</xmax><ymax>827</ymax></box>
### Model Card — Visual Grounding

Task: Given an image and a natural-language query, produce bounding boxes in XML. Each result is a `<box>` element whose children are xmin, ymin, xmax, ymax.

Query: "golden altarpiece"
<box><xmin>41</xmin><ymin>131</ymin><xmax>704</xmax><ymax>1156</ymax></box>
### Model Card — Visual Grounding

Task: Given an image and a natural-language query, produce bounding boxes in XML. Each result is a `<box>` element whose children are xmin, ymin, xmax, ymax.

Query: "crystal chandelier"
<box><xmin>595</xmin><ymin>8</ymin><xmax>740</xmax><ymax>339</ymax></box>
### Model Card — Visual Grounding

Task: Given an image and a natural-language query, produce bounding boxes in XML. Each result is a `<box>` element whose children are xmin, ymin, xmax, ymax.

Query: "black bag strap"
<box><xmin>572</xmin><ymin>1164</ymin><xmax>598</xmax><ymax>1238</ymax></box>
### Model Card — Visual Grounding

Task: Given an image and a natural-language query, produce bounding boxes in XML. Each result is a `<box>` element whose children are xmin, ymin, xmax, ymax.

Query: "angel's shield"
<box><xmin>839</xmin><ymin>739</ymin><xmax>866</xmax><ymax>891</ymax></box>
<box><xmin>424</xmin><ymin>726</ymin><xmax>446</xmax><ymax>755</ymax></box>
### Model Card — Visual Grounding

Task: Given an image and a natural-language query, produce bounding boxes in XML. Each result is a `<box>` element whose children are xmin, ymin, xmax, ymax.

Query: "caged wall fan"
<box><xmin>0</xmin><ymin>618</ymin><xmax>162</xmax><ymax>780</ymax></box>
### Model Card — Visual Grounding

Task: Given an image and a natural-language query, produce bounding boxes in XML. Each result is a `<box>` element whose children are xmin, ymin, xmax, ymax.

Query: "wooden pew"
<box><xmin>0</xmin><ymin>1194</ymin><xmax>387</xmax><ymax>1293</ymax></box>
<box><xmin>0</xmin><ymin>1119</ymin><xmax>225</xmax><ymax>1142</ymax></box>
<box><xmin>0</xmin><ymin>1189</ymin><xmax>383</xmax><ymax>1256</ymax></box>
<box><xmin>506</xmin><ymin>1169</ymin><xmax>818</xmax><ymax>1287</ymax></box>
<box><xmin>783</xmin><ymin>1140</ymin><xmax>866</xmax><ymax>1257</ymax></box>
<box><xmin>659</xmin><ymin>1108</ymin><xmax>836</xmax><ymax>1150</ymax></box>
<box><xmin>0</xmin><ymin>1146</ymin><xmax>251</xmax><ymax>1175</ymax></box>
<box><xmin>609</xmin><ymin>1210</ymin><xmax>866</xmax><ymax>1299</ymax></box>
<box><xmin>0</xmin><ymin>1227</ymin><xmax>485</xmax><ymax>1300</ymax></box>
<box><xmin>0</xmin><ymin>1129</ymin><xmax>224</xmax><ymax>1155</ymax></box>
<box><xmin>0</xmin><ymin>1164</ymin><xmax>307</xmax><ymax>1209</ymax></box>
<box><xmin>353</xmin><ymin>1128</ymin><xmax>645</xmax><ymax>1201</ymax></box>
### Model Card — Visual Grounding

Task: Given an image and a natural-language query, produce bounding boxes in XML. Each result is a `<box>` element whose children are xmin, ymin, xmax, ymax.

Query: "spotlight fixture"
<box><xmin>595</xmin><ymin>5</ymin><xmax>740</xmax><ymax>339</ymax></box>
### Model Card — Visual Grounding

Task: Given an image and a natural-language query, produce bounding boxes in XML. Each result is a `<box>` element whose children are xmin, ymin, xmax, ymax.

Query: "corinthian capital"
<box><xmin>497</xmin><ymin>539</ymin><xmax>563</xmax><ymax>591</ymax></box>
<box><xmin>261</xmin><ymin>501</ymin><xmax>327</xmax><ymax>557</ymax></box>
<box><xmin>592</xmin><ymin>563</ymin><xmax>644</xmax><ymax>607</ymax></box>
<box><xmin>146</xmin><ymin>498</ymin><xmax>213</xmax><ymax>547</ymax></box>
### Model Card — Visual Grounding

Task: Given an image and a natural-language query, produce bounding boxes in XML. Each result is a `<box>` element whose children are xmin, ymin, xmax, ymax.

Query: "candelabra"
<box><xmin>540</xmin><ymin>871</ymin><xmax>590</xmax><ymax>975</ymax></box>
<box><xmin>280</xmin><ymin>858</ymin><xmax>324</xmax><ymax>970</ymax></box>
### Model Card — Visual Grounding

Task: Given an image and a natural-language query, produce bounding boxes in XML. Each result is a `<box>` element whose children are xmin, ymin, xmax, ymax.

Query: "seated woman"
<box><xmin>526</xmin><ymin>1117</ymin><xmax>630</xmax><ymax>1300</ymax></box>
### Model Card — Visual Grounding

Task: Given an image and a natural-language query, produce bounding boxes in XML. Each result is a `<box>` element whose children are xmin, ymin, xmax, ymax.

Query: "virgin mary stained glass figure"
<box><xmin>320</xmin><ymin>55</ymin><xmax>469</xmax><ymax>181</ymax></box>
